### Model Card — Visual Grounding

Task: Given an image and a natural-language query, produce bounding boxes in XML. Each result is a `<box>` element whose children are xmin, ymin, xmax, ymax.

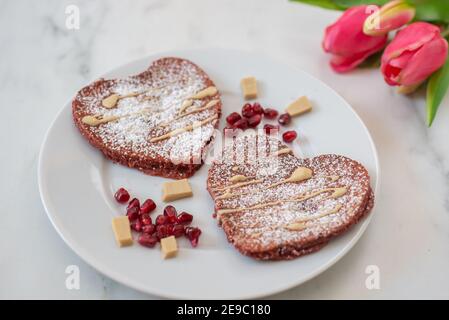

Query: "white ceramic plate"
<box><xmin>38</xmin><ymin>49</ymin><xmax>379</xmax><ymax>299</ymax></box>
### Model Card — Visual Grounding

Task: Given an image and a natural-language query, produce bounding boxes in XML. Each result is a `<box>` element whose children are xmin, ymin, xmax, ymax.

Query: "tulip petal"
<box><xmin>330</xmin><ymin>53</ymin><xmax>368</xmax><ymax>73</ymax></box>
<box><xmin>383</xmin><ymin>63</ymin><xmax>402</xmax><ymax>85</ymax></box>
<box><xmin>323</xmin><ymin>6</ymin><xmax>388</xmax><ymax>57</ymax></box>
<box><xmin>330</xmin><ymin>37</ymin><xmax>388</xmax><ymax>73</ymax></box>
<box><xmin>389</xmin><ymin>50</ymin><xmax>414</xmax><ymax>68</ymax></box>
<box><xmin>399</xmin><ymin>37</ymin><xmax>448</xmax><ymax>86</ymax></box>
<box><xmin>382</xmin><ymin>22</ymin><xmax>441</xmax><ymax>62</ymax></box>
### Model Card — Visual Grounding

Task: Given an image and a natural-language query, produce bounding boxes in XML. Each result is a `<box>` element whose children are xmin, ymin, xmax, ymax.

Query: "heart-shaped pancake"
<box><xmin>73</xmin><ymin>57</ymin><xmax>221</xmax><ymax>179</ymax></box>
<box><xmin>207</xmin><ymin>134</ymin><xmax>374</xmax><ymax>260</ymax></box>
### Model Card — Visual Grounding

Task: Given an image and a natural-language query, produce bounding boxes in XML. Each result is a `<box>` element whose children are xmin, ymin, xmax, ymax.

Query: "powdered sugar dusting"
<box><xmin>74</xmin><ymin>58</ymin><xmax>220</xmax><ymax>162</ymax></box>
<box><xmin>208</xmin><ymin>134</ymin><xmax>373</xmax><ymax>258</ymax></box>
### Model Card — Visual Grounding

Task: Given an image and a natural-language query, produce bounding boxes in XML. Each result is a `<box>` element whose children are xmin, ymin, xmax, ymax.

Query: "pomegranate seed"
<box><xmin>177</xmin><ymin>212</ymin><xmax>193</xmax><ymax>225</ymax></box>
<box><xmin>156</xmin><ymin>224</ymin><xmax>169</xmax><ymax>239</ymax></box>
<box><xmin>226</xmin><ymin>112</ymin><xmax>242</xmax><ymax>126</ymax></box>
<box><xmin>163</xmin><ymin>205</ymin><xmax>178</xmax><ymax>223</ymax></box>
<box><xmin>127</xmin><ymin>198</ymin><xmax>140</xmax><ymax>210</ymax></box>
<box><xmin>156</xmin><ymin>214</ymin><xmax>168</xmax><ymax>225</ymax></box>
<box><xmin>264</xmin><ymin>108</ymin><xmax>278</xmax><ymax>119</ymax></box>
<box><xmin>131</xmin><ymin>220</ymin><xmax>143</xmax><ymax>232</ymax></box>
<box><xmin>114</xmin><ymin>188</ymin><xmax>130</xmax><ymax>203</ymax></box>
<box><xmin>212</xmin><ymin>213</ymin><xmax>217</xmax><ymax>219</ymax></box>
<box><xmin>126</xmin><ymin>206</ymin><xmax>140</xmax><ymax>221</ymax></box>
<box><xmin>242</xmin><ymin>103</ymin><xmax>255</xmax><ymax>118</ymax></box>
<box><xmin>263</xmin><ymin>124</ymin><xmax>280</xmax><ymax>135</ymax></box>
<box><xmin>166</xmin><ymin>224</ymin><xmax>175</xmax><ymax>236</ymax></box>
<box><xmin>252</xmin><ymin>102</ymin><xmax>264</xmax><ymax>115</ymax></box>
<box><xmin>173</xmin><ymin>224</ymin><xmax>185</xmax><ymax>238</ymax></box>
<box><xmin>233</xmin><ymin>118</ymin><xmax>248</xmax><ymax>130</ymax></box>
<box><xmin>185</xmin><ymin>227</ymin><xmax>202</xmax><ymax>247</ymax></box>
<box><xmin>278</xmin><ymin>113</ymin><xmax>291</xmax><ymax>126</ymax></box>
<box><xmin>247</xmin><ymin>114</ymin><xmax>262</xmax><ymax>128</ymax></box>
<box><xmin>282</xmin><ymin>130</ymin><xmax>297</xmax><ymax>143</ymax></box>
<box><xmin>138</xmin><ymin>233</ymin><xmax>158</xmax><ymax>248</ymax></box>
<box><xmin>142</xmin><ymin>224</ymin><xmax>156</xmax><ymax>235</ymax></box>
<box><xmin>140</xmin><ymin>214</ymin><xmax>152</xmax><ymax>225</ymax></box>
<box><xmin>140</xmin><ymin>199</ymin><xmax>156</xmax><ymax>214</ymax></box>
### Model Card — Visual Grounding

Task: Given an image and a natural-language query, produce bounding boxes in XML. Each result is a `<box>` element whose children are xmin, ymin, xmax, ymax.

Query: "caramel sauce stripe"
<box><xmin>216</xmin><ymin>186</ymin><xmax>348</xmax><ymax>216</ymax></box>
<box><xmin>149</xmin><ymin>114</ymin><xmax>218</xmax><ymax>143</ymax></box>
<box><xmin>213</xmin><ymin>167</ymin><xmax>313</xmax><ymax>197</ymax></box>
<box><xmin>159</xmin><ymin>99</ymin><xmax>220</xmax><ymax>127</ymax></box>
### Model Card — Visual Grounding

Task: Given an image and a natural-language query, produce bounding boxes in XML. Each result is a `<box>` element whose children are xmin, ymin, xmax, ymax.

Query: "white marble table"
<box><xmin>2</xmin><ymin>0</ymin><xmax>449</xmax><ymax>299</ymax></box>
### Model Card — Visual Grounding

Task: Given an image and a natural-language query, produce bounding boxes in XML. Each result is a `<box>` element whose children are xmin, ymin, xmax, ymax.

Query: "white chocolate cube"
<box><xmin>286</xmin><ymin>96</ymin><xmax>312</xmax><ymax>117</ymax></box>
<box><xmin>161</xmin><ymin>236</ymin><xmax>178</xmax><ymax>259</ymax></box>
<box><xmin>240</xmin><ymin>77</ymin><xmax>258</xmax><ymax>100</ymax></box>
<box><xmin>162</xmin><ymin>179</ymin><xmax>193</xmax><ymax>202</ymax></box>
<box><xmin>111</xmin><ymin>216</ymin><xmax>133</xmax><ymax>247</ymax></box>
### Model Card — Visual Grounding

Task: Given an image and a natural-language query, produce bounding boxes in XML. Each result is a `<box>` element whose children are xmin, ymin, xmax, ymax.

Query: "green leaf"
<box><xmin>412</xmin><ymin>0</ymin><xmax>449</xmax><ymax>23</ymax></box>
<box><xmin>288</xmin><ymin>0</ymin><xmax>345</xmax><ymax>10</ymax></box>
<box><xmin>333</xmin><ymin>0</ymin><xmax>388</xmax><ymax>8</ymax></box>
<box><xmin>289</xmin><ymin>0</ymin><xmax>389</xmax><ymax>10</ymax></box>
<box><xmin>426</xmin><ymin>55</ymin><xmax>449</xmax><ymax>126</ymax></box>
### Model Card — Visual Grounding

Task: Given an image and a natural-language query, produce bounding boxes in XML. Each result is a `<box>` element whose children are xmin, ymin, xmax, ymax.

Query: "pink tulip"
<box><xmin>381</xmin><ymin>22</ymin><xmax>448</xmax><ymax>87</ymax></box>
<box><xmin>323</xmin><ymin>5</ymin><xmax>388</xmax><ymax>73</ymax></box>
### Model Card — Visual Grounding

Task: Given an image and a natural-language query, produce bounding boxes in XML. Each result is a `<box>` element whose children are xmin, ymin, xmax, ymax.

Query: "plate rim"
<box><xmin>38</xmin><ymin>48</ymin><xmax>381</xmax><ymax>299</ymax></box>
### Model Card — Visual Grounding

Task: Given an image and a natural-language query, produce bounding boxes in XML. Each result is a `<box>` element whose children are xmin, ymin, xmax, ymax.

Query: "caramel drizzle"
<box><xmin>215</xmin><ymin>190</ymin><xmax>234</xmax><ymax>200</ymax></box>
<box><xmin>160</xmin><ymin>99</ymin><xmax>220</xmax><ymax>127</ymax></box>
<box><xmin>249</xmin><ymin>204</ymin><xmax>343</xmax><ymax>235</ymax></box>
<box><xmin>178</xmin><ymin>99</ymin><xmax>193</xmax><ymax>114</ymax></box>
<box><xmin>81</xmin><ymin>108</ymin><xmax>152</xmax><ymax>127</ymax></box>
<box><xmin>213</xmin><ymin>167</ymin><xmax>311</xmax><ymax>196</ymax></box>
<box><xmin>289</xmin><ymin>204</ymin><xmax>343</xmax><ymax>224</ymax></box>
<box><xmin>274</xmin><ymin>148</ymin><xmax>292</xmax><ymax>156</ymax></box>
<box><xmin>101</xmin><ymin>92</ymin><xmax>139</xmax><ymax>109</ymax></box>
<box><xmin>215</xmin><ymin>181</ymin><xmax>343</xmax><ymax>202</ymax></box>
<box><xmin>213</xmin><ymin>178</ymin><xmax>264</xmax><ymax>192</ymax></box>
<box><xmin>82</xmin><ymin>114</ymin><xmax>120</xmax><ymax>126</ymax></box>
<box><xmin>149</xmin><ymin>114</ymin><xmax>218</xmax><ymax>143</ymax></box>
<box><xmin>283</xmin><ymin>205</ymin><xmax>342</xmax><ymax>231</ymax></box>
<box><xmin>216</xmin><ymin>186</ymin><xmax>347</xmax><ymax>216</ymax></box>
<box><xmin>101</xmin><ymin>80</ymin><xmax>190</xmax><ymax>109</ymax></box>
<box><xmin>268</xmin><ymin>167</ymin><xmax>312</xmax><ymax>189</ymax></box>
<box><xmin>190</xmin><ymin>86</ymin><xmax>217</xmax><ymax>99</ymax></box>
<box><xmin>230</xmin><ymin>174</ymin><xmax>249</xmax><ymax>183</ymax></box>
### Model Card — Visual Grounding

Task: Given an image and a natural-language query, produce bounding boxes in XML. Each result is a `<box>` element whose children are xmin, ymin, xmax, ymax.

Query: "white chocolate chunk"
<box><xmin>286</xmin><ymin>96</ymin><xmax>312</xmax><ymax>117</ymax></box>
<box><xmin>111</xmin><ymin>216</ymin><xmax>133</xmax><ymax>247</ymax></box>
<box><xmin>162</xmin><ymin>179</ymin><xmax>193</xmax><ymax>202</ymax></box>
<box><xmin>240</xmin><ymin>76</ymin><xmax>258</xmax><ymax>100</ymax></box>
<box><xmin>160</xmin><ymin>236</ymin><xmax>178</xmax><ymax>259</ymax></box>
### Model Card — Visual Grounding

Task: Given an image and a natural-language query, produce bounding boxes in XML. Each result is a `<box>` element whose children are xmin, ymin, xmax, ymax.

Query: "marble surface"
<box><xmin>1</xmin><ymin>0</ymin><xmax>449</xmax><ymax>299</ymax></box>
